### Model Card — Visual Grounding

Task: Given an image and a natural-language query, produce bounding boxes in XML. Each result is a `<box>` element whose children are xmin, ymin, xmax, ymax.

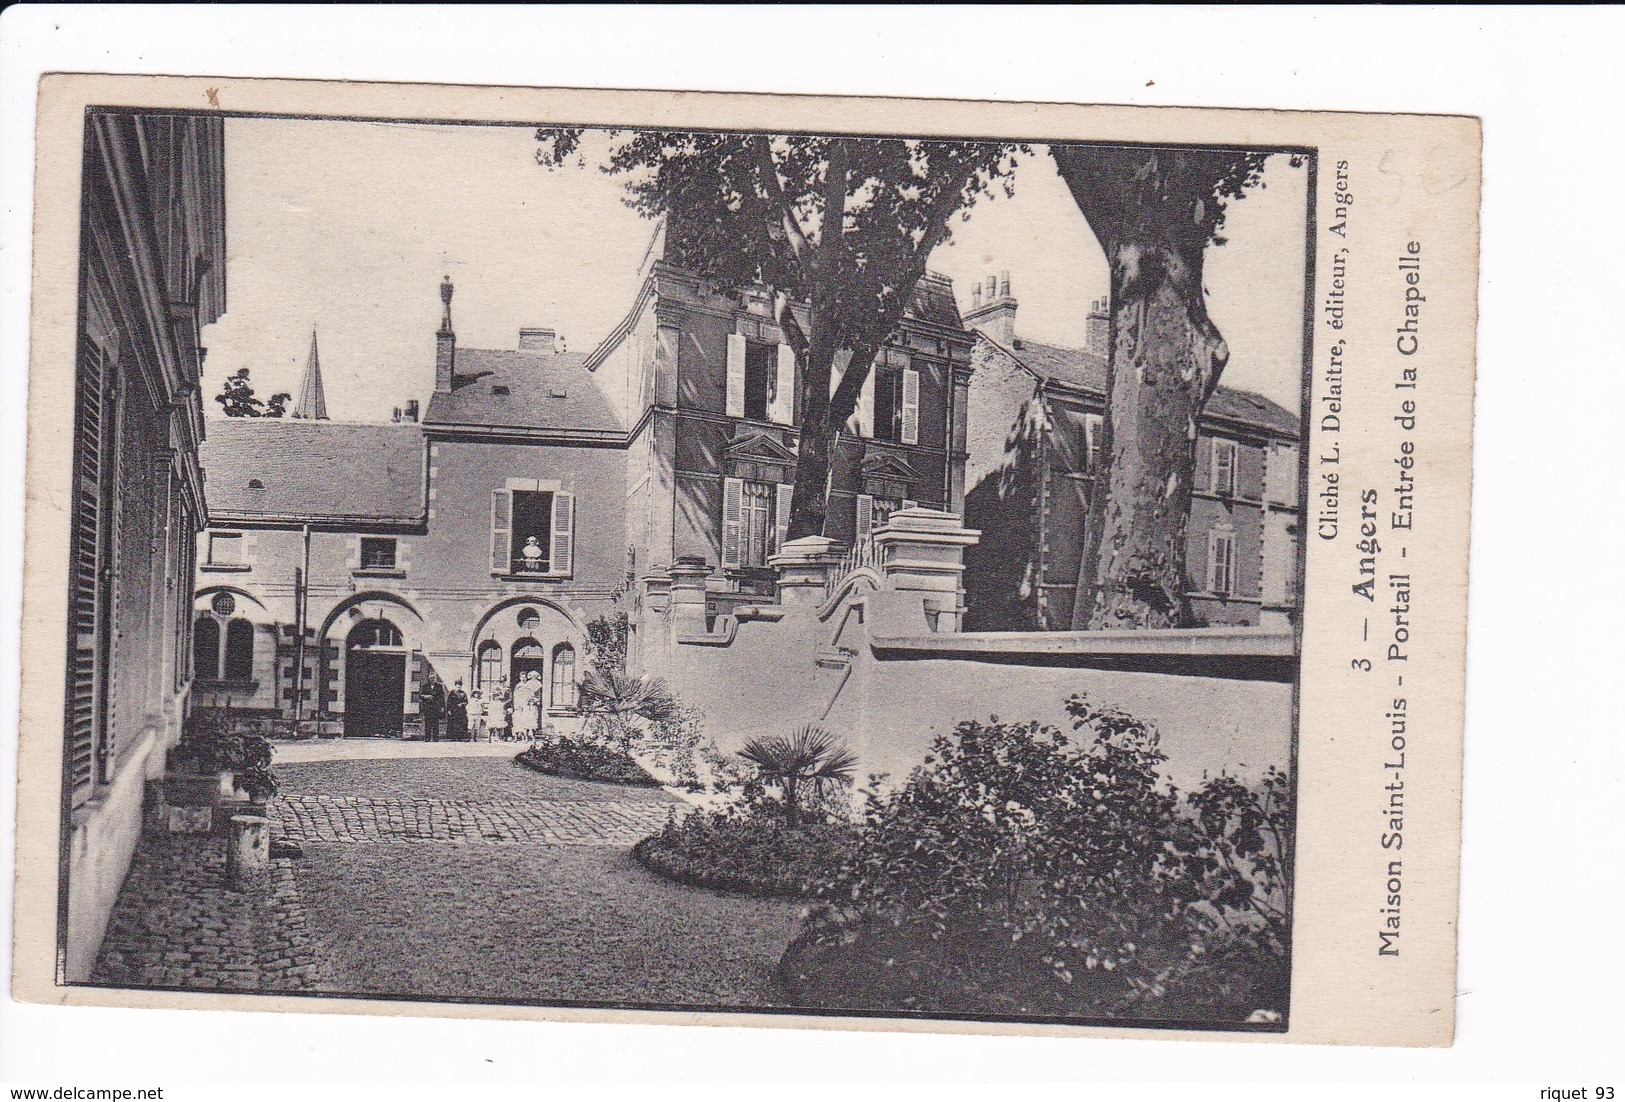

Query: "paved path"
<box><xmin>274</xmin><ymin>753</ymin><xmax>804</xmax><ymax>1007</ymax></box>
<box><xmin>96</xmin><ymin>749</ymin><xmax>805</xmax><ymax>1007</ymax></box>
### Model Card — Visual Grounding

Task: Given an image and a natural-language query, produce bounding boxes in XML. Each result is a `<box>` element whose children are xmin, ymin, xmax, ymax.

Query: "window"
<box><xmin>193</xmin><ymin>617</ymin><xmax>220</xmax><ymax>680</ymax></box>
<box><xmin>550</xmin><ymin>644</ymin><xmax>577</xmax><ymax>710</ymax></box>
<box><xmin>1211</xmin><ymin>439</ymin><xmax>1238</xmax><ymax>496</ymax></box>
<box><xmin>740</xmin><ymin>480</ymin><xmax>774</xmax><ymax>568</ymax></box>
<box><xmin>211</xmin><ymin>592</ymin><xmax>236</xmax><ymax>616</ymax></box>
<box><xmin>511</xmin><ymin>490</ymin><xmax>553</xmax><ymax>573</ymax></box>
<box><xmin>224</xmin><ymin>619</ymin><xmax>255</xmax><ymax>680</ymax></box>
<box><xmin>194</xmin><ymin>616</ymin><xmax>255</xmax><ymax>681</ymax></box>
<box><xmin>874</xmin><ymin>368</ymin><xmax>903</xmax><ymax>442</ymax></box>
<box><xmin>477</xmin><ymin>642</ymin><xmax>504</xmax><ymax>692</ymax></box>
<box><xmin>1208</xmin><ymin>529</ymin><xmax>1237</xmax><ymax>596</ymax></box>
<box><xmin>1084</xmin><ymin>414</ymin><xmax>1104</xmax><ymax>473</ymax></box>
<box><xmin>867</xmin><ymin>363</ymin><xmax>920</xmax><ymax>445</ymax></box>
<box><xmin>726</xmin><ymin>333</ymin><xmax>796</xmax><ymax>424</ymax></box>
<box><xmin>491</xmin><ymin>486</ymin><xmax>574</xmax><ymax>576</ymax></box>
<box><xmin>722</xmin><ymin>478</ymin><xmax>793</xmax><ymax>570</ymax></box>
<box><xmin>516</xmin><ymin>607</ymin><xmax>541</xmax><ymax>630</ymax></box>
<box><xmin>349</xmin><ymin>619</ymin><xmax>403</xmax><ymax>649</ymax></box>
<box><xmin>744</xmin><ymin>341</ymin><xmax>774</xmax><ymax>421</ymax></box>
<box><xmin>207</xmin><ymin>531</ymin><xmax>242</xmax><ymax>565</ymax></box>
<box><xmin>360</xmin><ymin>537</ymin><xmax>397</xmax><ymax>570</ymax></box>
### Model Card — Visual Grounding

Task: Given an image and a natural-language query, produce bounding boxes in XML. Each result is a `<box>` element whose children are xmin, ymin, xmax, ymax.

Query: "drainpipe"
<box><xmin>293</xmin><ymin>523</ymin><xmax>311</xmax><ymax>727</ymax></box>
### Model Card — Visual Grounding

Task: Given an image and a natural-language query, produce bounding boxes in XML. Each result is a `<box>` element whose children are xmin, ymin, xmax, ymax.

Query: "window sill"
<box><xmin>494</xmin><ymin>572</ymin><xmax>571</xmax><ymax>583</ymax></box>
<box><xmin>353</xmin><ymin>568</ymin><xmax>406</xmax><ymax>579</ymax></box>
<box><xmin>200</xmin><ymin>563</ymin><xmax>251</xmax><ymax>573</ymax></box>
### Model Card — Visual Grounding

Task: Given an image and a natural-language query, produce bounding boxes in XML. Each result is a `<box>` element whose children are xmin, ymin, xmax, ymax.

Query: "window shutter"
<box><xmin>726</xmin><ymin>333</ymin><xmax>747</xmax><ymax>418</ymax></box>
<box><xmin>858</xmin><ymin>363</ymin><xmax>876</xmax><ymax>438</ymax></box>
<box><xmin>408</xmin><ymin>650</ymin><xmax>423</xmax><ymax>715</ymax></box>
<box><xmin>1208</xmin><ymin>531</ymin><xmax>1221</xmax><ymax>593</ymax></box>
<box><xmin>550</xmin><ymin>491</ymin><xmax>575</xmax><ymax>576</ymax></box>
<box><xmin>67</xmin><ymin>338</ymin><xmax>112</xmax><ymax>803</ymax></box>
<box><xmin>856</xmin><ymin>493</ymin><xmax>875</xmax><ymax>541</ymax></box>
<box><xmin>722</xmin><ymin>477</ymin><xmax>744</xmax><ymax>569</ymax></box>
<box><xmin>773</xmin><ymin>342</ymin><xmax>797</xmax><ymax>424</ymax></box>
<box><xmin>490</xmin><ymin>488</ymin><xmax>512</xmax><ymax>574</ymax></box>
<box><xmin>774</xmin><ymin>482</ymin><xmax>794</xmax><ymax>555</ymax></box>
<box><xmin>900</xmin><ymin>365</ymin><xmax>920</xmax><ymax>444</ymax></box>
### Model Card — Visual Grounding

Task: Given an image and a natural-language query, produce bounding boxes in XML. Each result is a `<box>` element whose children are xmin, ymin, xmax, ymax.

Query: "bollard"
<box><xmin>226</xmin><ymin>814</ymin><xmax>270</xmax><ymax>885</ymax></box>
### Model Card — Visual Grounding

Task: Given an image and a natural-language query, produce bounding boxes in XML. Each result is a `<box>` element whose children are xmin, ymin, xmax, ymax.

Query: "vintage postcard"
<box><xmin>12</xmin><ymin>74</ymin><xmax>1479</xmax><ymax>1046</ymax></box>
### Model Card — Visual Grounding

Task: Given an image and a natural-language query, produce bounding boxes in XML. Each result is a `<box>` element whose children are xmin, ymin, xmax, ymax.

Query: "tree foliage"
<box><xmin>215</xmin><ymin>367</ymin><xmax>290</xmax><ymax>418</ymax></box>
<box><xmin>538</xmin><ymin>129</ymin><xmax>1024</xmax><ymax>538</ymax></box>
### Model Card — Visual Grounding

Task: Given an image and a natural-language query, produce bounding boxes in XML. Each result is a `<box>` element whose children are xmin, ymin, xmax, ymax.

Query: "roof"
<box><xmin>421</xmin><ymin>349</ymin><xmax>622</xmax><ymax>433</ymax></box>
<box><xmin>984</xmin><ymin>334</ymin><xmax>1300</xmax><ymax>437</ymax></box>
<box><xmin>293</xmin><ymin>330</ymin><xmax>329</xmax><ymax>420</ymax></box>
<box><xmin>201</xmin><ymin>419</ymin><xmax>425</xmax><ymax>522</ymax></box>
<box><xmin>908</xmin><ymin>272</ymin><xmax>965</xmax><ymax>329</ymax></box>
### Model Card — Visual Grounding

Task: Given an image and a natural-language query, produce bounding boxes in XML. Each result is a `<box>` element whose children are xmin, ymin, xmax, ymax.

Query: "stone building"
<box><xmin>193</xmin><ymin>230</ymin><xmax>974</xmax><ymax>732</ymax></box>
<box><xmin>961</xmin><ymin>275</ymin><xmax>1301</xmax><ymax>632</ymax></box>
<box><xmin>64</xmin><ymin>110</ymin><xmax>227</xmax><ymax>980</ymax></box>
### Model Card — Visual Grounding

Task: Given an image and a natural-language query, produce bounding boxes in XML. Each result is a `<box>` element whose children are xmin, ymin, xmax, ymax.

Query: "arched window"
<box><xmin>550</xmin><ymin>643</ymin><xmax>577</xmax><ymax>710</ymax></box>
<box><xmin>348</xmin><ymin>619</ymin><xmax>403</xmax><ymax>650</ymax></box>
<box><xmin>193</xmin><ymin>617</ymin><xmax>220</xmax><ymax>680</ymax></box>
<box><xmin>224</xmin><ymin>619</ymin><xmax>255</xmax><ymax>680</ymax></box>
<box><xmin>477</xmin><ymin>641</ymin><xmax>504</xmax><ymax>692</ymax></box>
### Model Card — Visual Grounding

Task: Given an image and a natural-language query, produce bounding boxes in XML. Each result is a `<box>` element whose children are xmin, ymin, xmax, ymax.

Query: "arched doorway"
<box><xmin>345</xmin><ymin>617</ymin><xmax>407</xmax><ymax>738</ymax></box>
<box><xmin>510</xmin><ymin>637</ymin><xmax>546</xmax><ymax>687</ymax></box>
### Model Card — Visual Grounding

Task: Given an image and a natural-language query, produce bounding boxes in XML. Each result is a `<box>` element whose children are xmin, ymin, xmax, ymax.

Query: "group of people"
<box><xmin>419</xmin><ymin>671</ymin><xmax>549</xmax><ymax>742</ymax></box>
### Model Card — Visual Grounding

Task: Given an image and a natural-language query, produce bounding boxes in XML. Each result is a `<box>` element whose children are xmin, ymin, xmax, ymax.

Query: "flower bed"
<box><xmin>515</xmin><ymin>738</ymin><xmax>661</xmax><ymax>788</ymax></box>
<box><xmin>632</xmin><ymin>809</ymin><xmax>856</xmax><ymax>898</ymax></box>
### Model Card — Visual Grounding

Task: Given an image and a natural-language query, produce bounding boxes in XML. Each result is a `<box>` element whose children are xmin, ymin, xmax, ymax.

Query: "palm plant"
<box><xmin>737</xmin><ymin>725</ymin><xmax>858</xmax><ymax>827</ymax></box>
<box><xmin>576</xmin><ymin>669</ymin><xmax>680</xmax><ymax>752</ymax></box>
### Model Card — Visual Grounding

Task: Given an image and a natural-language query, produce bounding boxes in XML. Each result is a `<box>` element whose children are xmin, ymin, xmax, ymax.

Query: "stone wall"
<box><xmin>637</xmin><ymin>509</ymin><xmax>1295</xmax><ymax>794</ymax></box>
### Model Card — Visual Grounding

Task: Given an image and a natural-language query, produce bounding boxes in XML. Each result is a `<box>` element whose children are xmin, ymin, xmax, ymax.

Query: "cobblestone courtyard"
<box><xmin>93</xmin><ymin>748</ymin><xmax>806</xmax><ymax>1008</ymax></box>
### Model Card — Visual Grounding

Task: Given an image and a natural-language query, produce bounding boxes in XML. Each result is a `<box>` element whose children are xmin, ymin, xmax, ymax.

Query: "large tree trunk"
<box><xmin>1054</xmin><ymin>147</ymin><xmax>1235</xmax><ymax>630</ymax></box>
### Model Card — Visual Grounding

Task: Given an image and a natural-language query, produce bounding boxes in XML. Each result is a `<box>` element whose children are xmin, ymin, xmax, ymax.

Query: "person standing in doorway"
<box><xmin>445</xmin><ymin>679</ymin><xmax>470</xmax><ymax>742</ymax></box>
<box><xmin>512</xmin><ymin>671</ymin><xmax>540</xmax><ymax>741</ymax></box>
<box><xmin>421</xmin><ymin>675</ymin><xmax>446</xmax><ymax>742</ymax></box>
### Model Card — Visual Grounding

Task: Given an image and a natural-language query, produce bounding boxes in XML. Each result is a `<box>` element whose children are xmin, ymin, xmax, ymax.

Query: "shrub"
<box><xmin>782</xmin><ymin>693</ymin><xmax>1291</xmax><ymax>1023</ymax></box>
<box><xmin>515</xmin><ymin>737</ymin><xmax>661</xmax><ymax>788</ymax></box>
<box><xmin>737</xmin><ymin>725</ymin><xmax>858</xmax><ymax>827</ymax></box>
<box><xmin>172</xmin><ymin>704</ymin><xmax>279</xmax><ymax>800</ymax></box>
<box><xmin>644</xmin><ymin>704</ymin><xmax>707</xmax><ymax>791</ymax></box>
<box><xmin>632</xmin><ymin>806</ymin><xmax>857</xmax><ymax>897</ymax></box>
<box><xmin>577</xmin><ymin>669</ymin><xmax>679</xmax><ymax>753</ymax></box>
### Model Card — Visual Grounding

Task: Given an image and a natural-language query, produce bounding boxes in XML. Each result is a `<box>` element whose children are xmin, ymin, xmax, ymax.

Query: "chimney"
<box><xmin>518</xmin><ymin>326</ymin><xmax>557</xmax><ymax>355</ymax></box>
<box><xmin>963</xmin><ymin>270</ymin><xmax>1018</xmax><ymax>346</ymax></box>
<box><xmin>403</xmin><ymin>400</ymin><xmax>420</xmax><ymax>423</ymax></box>
<box><xmin>1085</xmin><ymin>296</ymin><xmax>1110</xmax><ymax>361</ymax></box>
<box><xmin>435</xmin><ymin>276</ymin><xmax>456</xmax><ymax>393</ymax></box>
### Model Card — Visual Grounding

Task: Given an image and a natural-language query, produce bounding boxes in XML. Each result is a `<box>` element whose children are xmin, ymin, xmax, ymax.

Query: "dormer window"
<box><xmin>492</xmin><ymin>384</ymin><xmax>510</xmax><ymax>396</ymax></box>
<box><xmin>247</xmin><ymin>478</ymin><xmax>265</xmax><ymax>490</ymax></box>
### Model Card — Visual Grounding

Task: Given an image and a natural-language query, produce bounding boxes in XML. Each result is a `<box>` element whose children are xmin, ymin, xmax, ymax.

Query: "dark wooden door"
<box><xmin>344</xmin><ymin>651</ymin><xmax>405</xmax><ymax>738</ymax></box>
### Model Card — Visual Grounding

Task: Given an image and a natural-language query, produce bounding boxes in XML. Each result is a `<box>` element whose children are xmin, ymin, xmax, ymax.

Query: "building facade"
<box><xmin>64</xmin><ymin>110</ymin><xmax>227</xmax><ymax>980</ymax></box>
<box><xmin>961</xmin><ymin>277</ymin><xmax>1302</xmax><ymax>632</ymax></box>
<box><xmin>193</xmin><ymin>237</ymin><xmax>975</xmax><ymax>731</ymax></box>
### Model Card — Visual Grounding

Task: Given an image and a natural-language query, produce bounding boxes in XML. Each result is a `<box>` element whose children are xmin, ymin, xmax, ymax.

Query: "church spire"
<box><xmin>293</xmin><ymin>328</ymin><xmax>329</xmax><ymax>420</ymax></box>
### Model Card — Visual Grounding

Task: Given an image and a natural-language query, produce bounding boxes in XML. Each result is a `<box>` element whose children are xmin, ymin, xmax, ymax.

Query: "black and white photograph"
<box><xmin>51</xmin><ymin>104</ymin><xmax>1312</xmax><ymax>1032</ymax></box>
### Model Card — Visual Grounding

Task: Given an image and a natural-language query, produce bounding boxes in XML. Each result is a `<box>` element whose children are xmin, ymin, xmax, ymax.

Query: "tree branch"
<box><xmin>753</xmin><ymin>134</ymin><xmax>810</xmax><ymax>269</ymax></box>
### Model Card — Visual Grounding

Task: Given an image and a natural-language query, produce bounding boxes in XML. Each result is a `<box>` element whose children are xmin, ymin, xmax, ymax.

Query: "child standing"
<box><xmin>486</xmin><ymin>682</ymin><xmax>510</xmax><ymax>742</ymax></box>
